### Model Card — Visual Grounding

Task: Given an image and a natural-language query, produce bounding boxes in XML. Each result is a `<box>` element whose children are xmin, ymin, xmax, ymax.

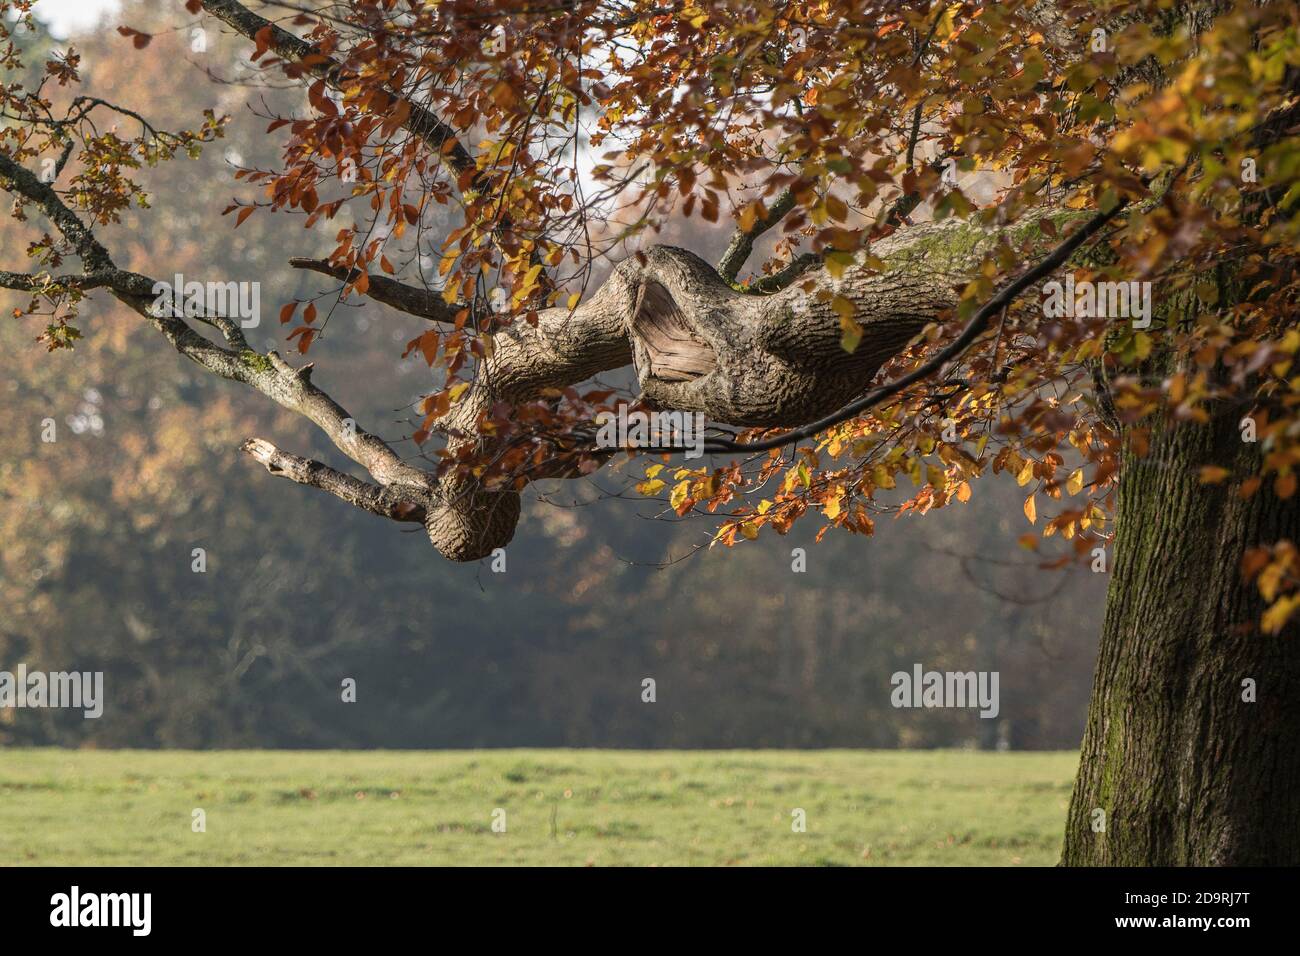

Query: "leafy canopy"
<box><xmin>3</xmin><ymin>0</ymin><xmax>1300</xmax><ymax>624</ymax></box>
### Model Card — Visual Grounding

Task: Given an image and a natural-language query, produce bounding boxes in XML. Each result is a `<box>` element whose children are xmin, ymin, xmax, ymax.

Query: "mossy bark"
<box><xmin>1061</xmin><ymin>406</ymin><xmax>1300</xmax><ymax>864</ymax></box>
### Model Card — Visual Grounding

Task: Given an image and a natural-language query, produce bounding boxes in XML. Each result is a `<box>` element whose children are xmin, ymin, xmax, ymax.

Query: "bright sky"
<box><xmin>31</xmin><ymin>0</ymin><xmax>121</xmax><ymax>38</ymax></box>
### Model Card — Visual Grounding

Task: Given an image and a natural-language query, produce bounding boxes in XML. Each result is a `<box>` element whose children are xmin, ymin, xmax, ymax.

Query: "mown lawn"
<box><xmin>0</xmin><ymin>749</ymin><xmax>1076</xmax><ymax>865</ymax></box>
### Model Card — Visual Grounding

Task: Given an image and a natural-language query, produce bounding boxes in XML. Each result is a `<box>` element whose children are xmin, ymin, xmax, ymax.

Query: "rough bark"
<box><xmin>1061</xmin><ymin>402</ymin><xmax>1300</xmax><ymax>865</ymax></box>
<box><xmin>422</xmin><ymin>218</ymin><xmax>994</xmax><ymax>559</ymax></box>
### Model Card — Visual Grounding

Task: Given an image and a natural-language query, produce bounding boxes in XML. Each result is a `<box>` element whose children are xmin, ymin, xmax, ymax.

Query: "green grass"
<box><xmin>0</xmin><ymin>749</ymin><xmax>1077</xmax><ymax>866</ymax></box>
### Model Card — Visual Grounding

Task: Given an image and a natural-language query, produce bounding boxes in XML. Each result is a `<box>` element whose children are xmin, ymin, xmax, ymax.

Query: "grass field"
<box><xmin>0</xmin><ymin>749</ymin><xmax>1077</xmax><ymax>866</ymax></box>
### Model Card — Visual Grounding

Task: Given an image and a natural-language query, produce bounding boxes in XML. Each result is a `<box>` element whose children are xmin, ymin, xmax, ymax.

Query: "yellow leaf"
<box><xmin>1023</xmin><ymin>493</ymin><xmax>1037</xmax><ymax>524</ymax></box>
<box><xmin>670</xmin><ymin>481</ymin><xmax>690</xmax><ymax>511</ymax></box>
<box><xmin>738</xmin><ymin>202</ymin><xmax>759</xmax><ymax>233</ymax></box>
<box><xmin>1133</xmin><ymin>331</ymin><xmax>1153</xmax><ymax>360</ymax></box>
<box><xmin>1067</xmin><ymin>468</ymin><xmax>1084</xmax><ymax>495</ymax></box>
<box><xmin>956</xmin><ymin>481</ymin><xmax>972</xmax><ymax>502</ymax></box>
<box><xmin>1262</xmin><ymin>594</ymin><xmax>1300</xmax><ymax>634</ymax></box>
<box><xmin>823</xmin><ymin>489</ymin><xmax>843</xmax><ymax>520</ymax></box>
<box><xmin>824</xmin><ymin>251</ymin><xmax>854</xmax><ymax>279</ymax></box>
<box><xmin>1199</xmin><ymin>466</ymin><xmax>1231</xmax><ymax>484</ymax></box>
<box><xmin>839</xmin><ymin>313</ymin><xmax>863</xmax><ymax>353</ymax></box>
<box><xmin>1016</xmin><ymin>458</ymin><xmax>1035</xmax><ymax>487</ymax></box>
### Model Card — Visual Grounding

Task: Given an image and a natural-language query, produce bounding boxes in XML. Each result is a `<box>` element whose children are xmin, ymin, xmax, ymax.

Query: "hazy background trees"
<box><xmin>0</xmin><ymin>3</ymin><xmax>1104</xmax><ymax>750</ymax></box>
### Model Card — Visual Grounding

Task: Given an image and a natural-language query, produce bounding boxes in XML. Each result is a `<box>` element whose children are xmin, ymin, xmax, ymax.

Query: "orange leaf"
<box><xmin>418</xmin><ymin>331</ymin><xmax>440</xmax><ymax>366</ymax></box>
<box><xmin>286</xmin><ymin>326</ymin><xmax>316</xmax><ymax>354</ymax></box>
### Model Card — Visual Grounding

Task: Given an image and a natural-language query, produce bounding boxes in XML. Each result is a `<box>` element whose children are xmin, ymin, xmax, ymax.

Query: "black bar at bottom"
<box><xmin>0</xmin><ymin>866</ymin><xmax>1281</xmax><ymax>941</ymax></box>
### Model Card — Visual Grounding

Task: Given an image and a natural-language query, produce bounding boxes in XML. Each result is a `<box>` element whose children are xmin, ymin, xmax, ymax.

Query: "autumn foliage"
<box><xmin>3</xmin><ymin>0</ymin><xmax>1300</xmax><ymax>626</ymax></box>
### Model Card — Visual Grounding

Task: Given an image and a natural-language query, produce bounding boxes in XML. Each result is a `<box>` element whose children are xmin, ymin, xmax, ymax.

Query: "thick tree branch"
<box><xmin>701</xmin><ymin>201</ymin><xmax>1129</xmax><ymax>453</ymax></box>
<box><xmin>418</xmin><ymin>216</ymin><xmax>1015</xmax><ymax>559</ymax></box>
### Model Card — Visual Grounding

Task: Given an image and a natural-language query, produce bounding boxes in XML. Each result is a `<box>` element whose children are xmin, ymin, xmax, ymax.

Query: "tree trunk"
<box><xmin>1061</xmin><ymin>406</ymin><xmax>1300</xmax><ymax>864</ymax></box>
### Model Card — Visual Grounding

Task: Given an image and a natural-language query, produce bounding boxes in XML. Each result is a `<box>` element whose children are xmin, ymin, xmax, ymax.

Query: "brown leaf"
<box><xmin>116</xmin><ymin>26</ymin><xmax>152</xmax><ymax>49</ymax></box>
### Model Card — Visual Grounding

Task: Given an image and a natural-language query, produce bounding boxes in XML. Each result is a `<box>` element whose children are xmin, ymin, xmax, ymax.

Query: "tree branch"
<box><xmin>288</xmin><ymin>257</ymin><xmax>462</xmax><ymax>323</ymax></box>
<box><xmin>0</xmin><ymin>152</ymin><xmax>114</xmax><ymax>272</ymax></box>
<box><xmin>701</xmin><ymin>200</ymin><xmax>1129</xmax><ymax>453</ymax></box>
<box><xmin>0</xmin><ymin>269</ymin><xmax>117</xmax><ymax>292</ymax></box>
<box><xmin>716</xmin><ymin>186</ymin><xmax>796</xmax><ymax>284</ymax></box>
<box><xmin>241</xmin><ymin>438</ymin><xmax>429</xmax><ymax>522</ymax></box>
<box><xmin>746</xmin><ymin>252</ymin><xmax>821</xmax><ymax>294</ymax></box>
<box><xmin>0</xmin><ymin>150</ymin><xmax>430</xmax><ymax>497</ymax></box>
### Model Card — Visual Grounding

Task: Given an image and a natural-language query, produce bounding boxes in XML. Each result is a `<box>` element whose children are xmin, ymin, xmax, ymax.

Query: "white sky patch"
<box><xmin>32</xmin><ymin>0</ymin><xmax>120</xmax><ymax>38</ymax></box>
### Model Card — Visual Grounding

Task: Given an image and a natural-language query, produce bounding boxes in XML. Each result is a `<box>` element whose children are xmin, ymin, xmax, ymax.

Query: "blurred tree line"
<box><xmin>0</xmin><ymin>6</ymin><xmax>1104</xmax><ymax>750</ymax></box>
